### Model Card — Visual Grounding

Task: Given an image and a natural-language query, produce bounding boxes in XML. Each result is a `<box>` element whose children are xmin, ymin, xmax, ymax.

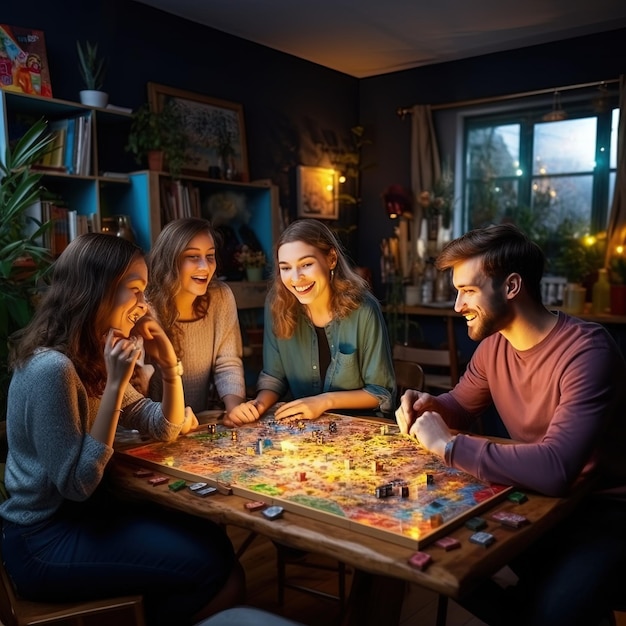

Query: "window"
<box><xmin>460</xmin><ymin>90</ymin><xmax>619</xmax><ymax>272</ymax></box>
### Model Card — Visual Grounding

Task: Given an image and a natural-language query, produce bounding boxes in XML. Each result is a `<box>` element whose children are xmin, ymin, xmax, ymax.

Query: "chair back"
<box><xmin>393</xmin><ymin>344</ymin><xmax>458</xmax><ymax>392</ymax></box>
<box><xmin>393</xmin><ymin>359</ymin><xmax>424</xmax><ymax>397</ymax></box>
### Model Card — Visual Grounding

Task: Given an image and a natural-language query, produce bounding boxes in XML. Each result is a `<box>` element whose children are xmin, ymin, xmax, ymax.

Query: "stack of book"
<box><xmin>33</xmin><ymin>113</ymin><xmax>92</xmax><ymax>176</ymax></box>
<box><xmin>25</xmin><ymin>194</ymin><xmax>99</xmax><ymax>257</ymax></box>
<box><xmin>159</xmin><ymin>178</ymin><xmax>201</xmax><ymax>222</ymax></box>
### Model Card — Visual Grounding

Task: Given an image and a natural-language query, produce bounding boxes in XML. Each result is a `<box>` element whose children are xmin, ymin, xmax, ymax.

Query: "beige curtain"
<box><xmin>605</xmin><ymin>74</ymin><xmax>626</xmax><ymax>264</ymax></box>
<box><xmin>410</xmin><ymin>104</ymin><xmax>441</xmax><ymax>229</ymax></box>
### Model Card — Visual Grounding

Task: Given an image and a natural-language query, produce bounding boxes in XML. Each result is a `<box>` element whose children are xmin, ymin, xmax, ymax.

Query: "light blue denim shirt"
<box><xmin>257</xmin><ymin>291</ymin><xmax>395</xmax><ymax>416</ymax></box>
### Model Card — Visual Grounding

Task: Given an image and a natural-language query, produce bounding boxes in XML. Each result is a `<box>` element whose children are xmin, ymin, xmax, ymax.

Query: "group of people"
<box><xmin>1</xmin><ymin>215</ymin><xmax>625</xmax><ymax>626</ymax></box>
<box><xmin>0</xmin><ymin>217</ymin><xmax>394</xmax><ymax>625</ymax></box>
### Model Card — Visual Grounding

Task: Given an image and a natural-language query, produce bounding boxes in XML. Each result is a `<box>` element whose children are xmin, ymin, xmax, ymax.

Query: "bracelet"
<box><xmin>444</xmin><ymin>436</ymin><xmax>457</xmax><ymax>464</ymax></box>
<box><xmin>161</xmin><ymin>360</ymin><xmax>183</xmax><ymax>378</ymax></box>
<box><xmin>250</xmin><ymin>399</ymin><xmax>265</xmax><ymax>413</ymax></box>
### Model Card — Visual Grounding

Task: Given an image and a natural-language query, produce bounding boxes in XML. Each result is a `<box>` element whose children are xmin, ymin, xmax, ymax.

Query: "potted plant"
<box><xmin>76</xmin><ymin>40</ymin><xmax>108</xmax><ymax>108</ymax></box>
<box><xmin>0</xmin><ymin>118</ymin><xmax>54</xmax><ymax>419</ymax></box>
<box><xmin>125</xmin><ymin>102</ymin><xmax>186</xmax><ymax>178</ymax></box>
<box><xmin>235</xmin><ymin>245</ymin><xmax>266</xmax><ymax>281</ymax></box>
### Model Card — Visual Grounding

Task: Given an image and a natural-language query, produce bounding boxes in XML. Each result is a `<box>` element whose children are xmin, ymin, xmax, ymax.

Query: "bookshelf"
<box><xmin>0</xmin><ymin>89</ymin><xmax>134</xmax><ymax>253</ymax></box>
<box><xmin>0</xmin><ymin>89</ymin><xmax>281</xmax><ymax>267</ymax></box>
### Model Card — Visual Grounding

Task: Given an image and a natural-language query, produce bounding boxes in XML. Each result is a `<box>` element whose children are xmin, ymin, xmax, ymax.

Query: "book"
<box><xmin>0</xmin><ymin>24</ymin><xmax>52</xmax><ymax>97</ymax></box>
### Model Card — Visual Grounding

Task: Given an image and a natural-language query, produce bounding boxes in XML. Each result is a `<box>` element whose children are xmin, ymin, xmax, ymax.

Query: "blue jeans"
<box><xmin>459</xmin><ymin>497</ymin><xmax>626</xmax><ymax>626</ymax></box>
<box><xmin>1</xmin><ymin>488</ymin><xmax>235</xmax><ymax>626</ymax></box>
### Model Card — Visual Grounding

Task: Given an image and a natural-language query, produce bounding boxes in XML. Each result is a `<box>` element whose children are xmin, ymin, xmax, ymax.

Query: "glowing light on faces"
<box><xmin>278</xmin><ymin>241</ymin><xmax>334</xmax><ymax>307</ymax></box>
<box><xmin>453</xmin><ymin>257</ymin><xmax>510</xmax><ymax>342</ymax></box>
<box><xmin>179</xmin><ymin>233</ymin><xmax>216</xmax><ymax>298</ymax></box>
<box><xmin>108</xmin><ymin>258</ymin><xmax>148</xmax><ymax>338</ymax></box>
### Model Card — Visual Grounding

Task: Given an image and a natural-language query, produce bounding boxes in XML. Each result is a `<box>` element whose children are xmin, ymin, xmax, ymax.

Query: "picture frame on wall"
<box><xmin>296</xmin><ymin>165</ymin><xmax>339</xmax><ymax>220</ymax></box>
<box><xmin>148</xmin><ymin>82</ymin><xmax>248</xmax><ymax>181</ymax></box>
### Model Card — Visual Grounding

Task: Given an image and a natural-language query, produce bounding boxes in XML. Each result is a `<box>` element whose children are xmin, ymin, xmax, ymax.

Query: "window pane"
<box><xmin>466</xmin><ymin>125</ymin><xmax>520</xmax><ymax>179</ymax></box>
<box><xmin>610</xmin><ymin>108</ymin><xmax>619</xmax><ymax>169</ymax></box>
<box><xmin>466</xmin><ymin>179</ymin><xmax>519</xmax><ymax>229</ymax></box>
<box><xmin>531</xmin><ymin>175</ymin><xmax>593</xmax><ymax>231</ymax></box>
<box><xmin>533</xmin><ymin>118</ymin><xmax>597</xmax><ymax>175</ymax></box>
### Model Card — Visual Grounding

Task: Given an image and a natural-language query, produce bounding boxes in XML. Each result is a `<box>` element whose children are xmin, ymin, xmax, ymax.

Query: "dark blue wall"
<box><xmin>3</xmin><ymin>3</ymin><xmax>626</xmax><ymax>278</ymax></box>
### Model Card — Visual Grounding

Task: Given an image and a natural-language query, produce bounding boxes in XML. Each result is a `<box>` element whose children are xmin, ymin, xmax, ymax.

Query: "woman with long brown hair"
<box><xmin>227</xmin><ymin>219</ymin><xmax>394</xmax><ymax>425</ymax></box>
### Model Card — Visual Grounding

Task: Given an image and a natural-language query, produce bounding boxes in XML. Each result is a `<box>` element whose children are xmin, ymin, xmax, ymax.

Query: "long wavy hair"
<box><xmin>146</xmin><ymin>217</ymin><xmax>219</xmax><ymax>358</ymax></box>
<box><xmin>269</xmin><ymin>219</ymin><xmax>369</xmax><ymax>339</ymax></box>
<box><xmin>10</xmin><ymin>233</ymin><xmax>145</xmax><ymax>396</ymax></box>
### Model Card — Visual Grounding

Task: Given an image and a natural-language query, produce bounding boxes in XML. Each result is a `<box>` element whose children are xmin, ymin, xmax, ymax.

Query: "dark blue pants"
<box><xmin>1</xmin><ymin>489</ymin><xmax>235</xmax><ymax>626</ymax></box>
<box><xmin>459</xmin><ymin>497</ymin><xmax>626</xmax><ymax>626</ymax></box>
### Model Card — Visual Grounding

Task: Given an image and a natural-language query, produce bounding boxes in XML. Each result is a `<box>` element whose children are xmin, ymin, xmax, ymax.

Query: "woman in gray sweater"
<box><xmin>0</xmin><ymin>233</ymin><xmax>242</xmax><ymax>625</ymax></box>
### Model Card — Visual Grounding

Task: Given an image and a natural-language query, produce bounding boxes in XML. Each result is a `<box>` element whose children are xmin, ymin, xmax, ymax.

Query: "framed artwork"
<box><xmin>296</xmin><ymin>165</ymin><xmax>339</xmax><ymax>220</ymax></box>
<box><xmin>147</xmin><ymin>82</ymin><xmax>248</xmax><ymax>181</ymax></box>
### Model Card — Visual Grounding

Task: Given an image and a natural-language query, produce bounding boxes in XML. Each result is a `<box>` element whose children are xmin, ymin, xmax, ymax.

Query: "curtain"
<box><xmin>605</xmin><ymin>74</ymin><xmax>626</xmax><ymax>265</ymax></box>
<box><xmin>410</xmin><ymin>104</ymin><xmax>441</xmax><ymax>228</ymax></box>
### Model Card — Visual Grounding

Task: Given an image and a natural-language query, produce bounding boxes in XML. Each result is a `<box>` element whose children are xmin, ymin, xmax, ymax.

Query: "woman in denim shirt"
<box><xmin>227</xmin><ymin>219</ymin><xmax>395</xmax><ymax>426</ymax></box>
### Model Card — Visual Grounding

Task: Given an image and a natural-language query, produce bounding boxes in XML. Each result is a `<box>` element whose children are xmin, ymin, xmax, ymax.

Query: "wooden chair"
<box><xmin>0</xmin><ymin>555</ymin><xmax>145</xmax><ymax>626</ymax></box>
<box><xmin>393</xmin><ymin>344</ymin><xmax>459</xmax><ymax>393</ymax></box>
<box><xmin>393</xmin><ymin>359</ymin><xmax>425</xmax><ymax>396</ymax></box>
<box><xmin>275</xmin><ymin>542</ymin><xmax>347</xmax><ymax>610</ymax></box>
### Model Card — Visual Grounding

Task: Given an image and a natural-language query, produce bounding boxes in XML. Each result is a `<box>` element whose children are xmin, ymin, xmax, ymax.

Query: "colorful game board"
<box><xmin>119</xmin><ymin>413</ymin><xmax>510</xmax><ymax>549</ymax></box>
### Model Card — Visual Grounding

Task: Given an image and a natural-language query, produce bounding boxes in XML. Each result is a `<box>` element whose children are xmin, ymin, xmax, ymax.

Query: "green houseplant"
<box><xmin>76</xmin><ymin>40</ymin><xmax>108</xmax><ymax>107</ymax></box>
<box><xmin>0</xmin><ymin>118</ymin><xmax>55</xmax><ymax>419</ymax></box>
<box><xmin>125</xmin><ymin>102</ymin><xmax>186</xmax><ymax>178</ymax></box>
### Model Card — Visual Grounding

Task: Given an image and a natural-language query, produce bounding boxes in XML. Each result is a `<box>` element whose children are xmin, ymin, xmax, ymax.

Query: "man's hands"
<box><xmin>395</xmin><ymin>388</ymin><xmax>453</xmax><ymax>459</ymax></box>
<box><xmin>273</xmin><ymin>396</ymin><xmax>328</xmax><ymax>422</ymax></box>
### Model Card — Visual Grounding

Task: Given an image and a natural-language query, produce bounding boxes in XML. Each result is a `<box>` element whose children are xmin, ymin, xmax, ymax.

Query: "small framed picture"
<box><xmin>296</xmin><ymin>165</ymin><xmax>339</xmax><ymax>220</ymax></box>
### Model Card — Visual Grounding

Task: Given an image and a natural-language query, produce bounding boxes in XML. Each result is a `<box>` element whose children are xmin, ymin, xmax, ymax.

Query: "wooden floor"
<box><xmin>227</xmin><ymin>525</ymin><xmax>487</xmax><ymax>626</ymax></box>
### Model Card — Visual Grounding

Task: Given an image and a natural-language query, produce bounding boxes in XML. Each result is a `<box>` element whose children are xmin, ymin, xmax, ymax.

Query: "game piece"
<box><xmin>407</xmin><ymin>551</ymin><xmax>432</xmax><ymax>570</ymax></box>
<box><xmin>148</xmin><ymin>476</ymin><xmax>169</xmax><ymax>486</ymax></box>
<box><xmin>194</xmin><ymin>486</ymin><xmax>218</xmax><ymax>497</ymax></box>
<box><xmin>491</xmin><ymin>511</ymin><xmax>529</xmax><ymax>528</ymax></box>
<box><xmin>375</xmin><ymin>483</ymin><xmax>393</xmax><ymax>498</ymax></box>
<box><xmin>133</xmin><ymin>468</ymin><xmax>153</xmax><ymax>478</ymax></box>
<box><xmin>429</xmin><ymin>513</ymin><xmax>444</xmax><ymax>528</ymax></box>
<box><xmin>244</xmin><ymin>501</ymin><xmax>266</xmax><ymax>512</ymax></box>
<box><xmin>465</xmin><ymin>517</ymin><xmax>487</xmax><ymax>531</ymax></box>
<box><xmin>328</xmin><ymin>421</ymin><xmax>337</xmax><ymax>433</ymax></box>
<box><xmin>469</xmin><ymin>531</ymin><xmax>496</xmax><ymax>547</ymax></box>
<box><xmin>215</xmin><ymin>483</ymin><xmax>233</xmax><ymax>495</ymax></box>
<box><xmin>231</xmin><ymin>431</ymin><xmax>238</xmax><ymax>441</ymax></box>
<box><xmin>372</xmin><ymin>460</ymin><xmax>384</xmax><ymax>473</ymax></box>
<box><xmin>344</xmin><ymin>459</ymin><xmax>354</xmax><ymax>470</ymax></box>
<box><xmin>188</xmin><ymin>482</ymin><xmax>208</xmax><ymax>491</ymax></box>
<box><xmin>426</xmin><ymin>474</ymin><xmax>434</xmax><ymax>486</ymax></box>
<box><xmin>434</xmin><ymin>536</ymin><xmax>461</xmax><ymax>551</ymax></box>
<box><xmin>208</xmin><ymin>423</ymin><xmax>216</xmax><ymax>434</ymax></box>
<box><xmin>507</xmin><ymin>491</ymin><xmax>528</xmax><ymax>504</ymax></box>
<box><xmin>262</xmin><ymin>505</ymin><xmax>284</xmax><ymax>520</ymax></box>
<box><xmin>168</xmin><ymin>479</ymin><xmax>187</xmax><ymax>492</ymax></box>
<box><xmin>297</xmin><ymin>471</ymin><xmax>307</xmax><ymax>481</ymax></box>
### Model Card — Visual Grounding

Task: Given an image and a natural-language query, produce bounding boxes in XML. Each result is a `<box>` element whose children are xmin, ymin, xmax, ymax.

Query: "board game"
<box><xmin>119</xmin><ymin>413</ymin><xmax>510</xmax><ymax>549</ymax></box>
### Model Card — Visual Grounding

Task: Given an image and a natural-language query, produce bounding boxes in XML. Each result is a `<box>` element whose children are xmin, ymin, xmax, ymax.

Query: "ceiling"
<box><xmin>136</xmin><ymin>0</ymin><xmax>626</xmax><ymax>78</ymax></box>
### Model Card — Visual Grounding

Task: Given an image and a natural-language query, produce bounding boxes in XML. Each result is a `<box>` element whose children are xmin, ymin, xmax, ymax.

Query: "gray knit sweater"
<box><xmin>0</xmin><ymin>349</ymin><xmax>180</xmax><ymax>526</ymax></box>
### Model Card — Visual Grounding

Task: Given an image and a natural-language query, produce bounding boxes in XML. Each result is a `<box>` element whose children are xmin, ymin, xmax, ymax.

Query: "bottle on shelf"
<box><xmin>592</xmin><ymin>268</ymin><xmax>611</xmax><ymax>315</ymax></box>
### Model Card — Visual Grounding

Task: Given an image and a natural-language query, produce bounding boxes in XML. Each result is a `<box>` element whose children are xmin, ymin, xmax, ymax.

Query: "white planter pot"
<box><xmin>79</xmin><ymin>90</ymin><xmax>109</xmax><ymax>108</ymax></box>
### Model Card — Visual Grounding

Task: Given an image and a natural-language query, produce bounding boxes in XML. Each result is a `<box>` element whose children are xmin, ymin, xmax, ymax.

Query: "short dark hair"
<box><xmin>436</xmin><ymin>224</ymin><xmax>545</xmax><ymax>303</ymax></box>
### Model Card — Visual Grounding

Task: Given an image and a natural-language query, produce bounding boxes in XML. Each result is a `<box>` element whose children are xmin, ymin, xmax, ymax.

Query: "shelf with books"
<box><xmin>0</xmin><ymin>88</ymin><xmax>136</xmax><ymax>257</ymax></box>
<box><xmin>115</xmin><ymin>171</ymin><xmax>281</xmax><ymax>262</ymax></box>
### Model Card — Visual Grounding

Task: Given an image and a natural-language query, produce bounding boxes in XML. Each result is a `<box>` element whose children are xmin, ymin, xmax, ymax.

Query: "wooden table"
<box><xmin>108</xmin><ymin>422</ymin><xmax>586</xmax><ymax>626</ymax></box>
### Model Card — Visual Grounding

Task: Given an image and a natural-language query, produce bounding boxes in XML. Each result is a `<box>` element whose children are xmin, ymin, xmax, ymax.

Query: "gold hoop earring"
<box><xmin>331</xmin><ymin>269</ymin><xmax>335</xmax><ymax>281</ymax></box>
